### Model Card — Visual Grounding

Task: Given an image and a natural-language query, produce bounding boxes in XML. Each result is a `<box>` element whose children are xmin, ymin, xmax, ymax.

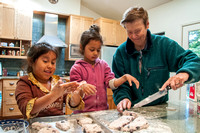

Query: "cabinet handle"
<box><xmin>9</xmin><ymin>108</ymin><xmax>14</xmax><ymax>111</ymax></box>
<box><xmin>9</xmin><ymin>93</ymin><xmax>14</xmax><ymax>96</ymax></box>
<box><xmin>9</xmin><ymin>82</ymin><xmax>15</xmax><ymax>86</ymax></box>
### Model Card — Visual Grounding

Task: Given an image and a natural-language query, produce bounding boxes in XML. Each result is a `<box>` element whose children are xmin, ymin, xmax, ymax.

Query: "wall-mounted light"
<box><xmin>49</xmin><ymin>0</ymin><xmax>59</xmax><ymax>4</ymax></box>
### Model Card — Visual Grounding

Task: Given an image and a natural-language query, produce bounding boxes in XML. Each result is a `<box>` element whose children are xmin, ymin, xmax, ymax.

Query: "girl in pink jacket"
<box><xmin>69</xmin><ymin>25</ymin><xmax>139</xmax><ymax>113</ymax></box>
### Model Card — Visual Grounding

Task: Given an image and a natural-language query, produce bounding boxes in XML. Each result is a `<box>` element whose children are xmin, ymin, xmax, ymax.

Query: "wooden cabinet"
<box><xmin>66</xmin><ymin>15</ymin><xmax>94</xmax><ymax>45</ymax></box>
<box><xmin>107</xmin><ymin>89</ymin><xmax>117</xmax><ymax>109</ymax></box>
<box><xmin>0</xmin><ymin>4</ymin><xmax>15</xmax><ymax>39</ymax></box>
<box><xmin>65</xmin><ymin>15</ymin><xmax>93</xmax><ymax>60</ymax></box>
<box><xmin>0</xmin><ymin>3</ymin><xmax>32</xmax><ymax>59</ymax></box>
<box><xmin>2</xmin><ymin>79</ymin><xmax>22</xmax><ymax>117</ymax></box>
<box><xmin>116</xmin><ymin>21</ymin><xmax>127</xmax><ymax>46</ymax></box>
<box><xmin>15</xmin><ymin>9</ymin><xmax>33</xmax><ymax>40</ymax></box>
<box><xmin>94</xmin><ymin>17</ymin><xmax>127</xmax><ymax>46</ymax></box>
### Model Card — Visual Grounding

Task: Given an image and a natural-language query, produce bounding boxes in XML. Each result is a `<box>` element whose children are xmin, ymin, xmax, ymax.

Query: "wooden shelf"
<box><xmin>0</xmin><ymin>55</ymin><xmax>26</xmax><ymax>59</ymax></box>
<box><xmin>0</xmin><ymin>46</ymin><xmax>20</xmax><ymax>49</ymax></box>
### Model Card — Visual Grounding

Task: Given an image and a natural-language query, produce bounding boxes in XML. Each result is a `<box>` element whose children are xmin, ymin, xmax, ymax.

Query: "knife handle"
<box><xmin>166</xmin><ymin>85</ymin><xmax>171</xmax><ymax>90</ymax></box>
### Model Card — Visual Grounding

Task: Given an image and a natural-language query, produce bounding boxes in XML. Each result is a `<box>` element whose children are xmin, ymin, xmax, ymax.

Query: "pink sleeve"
<box><xmin>103</xmin><ymin>60</ymin><xmax>115</xmax><ymax>88</ymax></box>
<box><xmin>70</xmin><ymin>64</ymin><xmax>83</xmax><ymax>82</ymax></box>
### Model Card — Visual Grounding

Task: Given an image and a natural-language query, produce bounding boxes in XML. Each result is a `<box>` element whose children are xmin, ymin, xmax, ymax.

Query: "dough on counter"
<box><xmin>38</xmin><ymin>127</ymin><xmax>60</xmax><ymax>133</ymax></box>
<box><xmin>31</xmin><ymin>122</ymin><xmax>52</xmax><ymax>131</ymax></box>
<box><xmin>121</xmin><ymin>116</ymin><xmax>149</xmax><ymax>132</ymax></box>
<box><xmin>77</xmin><ymin>117</ymin><xmax>93</xmax><ymax>126</ymax></box>
<box><xmin>122</xmin><ymin>110</ymin><xmax>138</xmax><ymax>118</ymax></box>
<box><xmin>108</xmin><ymin>115</ymin><xmax>135</xmax><ymax>130</ymax></box>
<box><xmin>82</xmin><ymin>123</ymin><xmax>103</xmax><ymax>133</ymax></box>
<box><xmin>55</xmin><ymin>120</ymin><xmax>70</xmax><ymax>131</ymax></box>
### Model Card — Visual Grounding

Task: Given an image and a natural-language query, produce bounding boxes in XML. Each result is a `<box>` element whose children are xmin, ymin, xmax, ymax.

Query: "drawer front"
<box><xmin>3</xmin><ymin>104</ymin><xmax>22</xmax><ymax>117</ymax></box>
<box><xmin>107</xmin><ymin>88</ymin><xmax>113</xmax><ymax>96</ymax></box>
<box><xmin>3</xmin><ymin>79</ymin><xmax>18</xmax><ymax>88</ymax></box>
<box><xmin>3</xmin><ymin>90</ymin><xmax>17</xmax><ymax>104</ymax></box>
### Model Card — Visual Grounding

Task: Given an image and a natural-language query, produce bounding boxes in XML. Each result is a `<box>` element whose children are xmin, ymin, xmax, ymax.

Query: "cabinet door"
<box><xmin>69</xmin><ymin>15</ymin><xmax>82</xmax><ymax>44</ymax></box>
<box><xmin>0</xmin><ymin>4</ymin><xmax>15</xmax><ymax>39</ymax></box>
<box><xmin>82</xmin><ymin>17</ymin><xmax>93</xmax><ymax>33</ymax></box>
<box><xmin>95</xmin><ymin>18</ymin><xmax>116</xmax><ymax>46</ymax></box>
<box><xmin>116</xmin><ymin>21</ymin><xmax>127</xmax><ymax>46</ymax></box>
<box><xmin>15</xmin><ymin>9</ymin><xmax>33</xmax><ymax>40</ymax></box>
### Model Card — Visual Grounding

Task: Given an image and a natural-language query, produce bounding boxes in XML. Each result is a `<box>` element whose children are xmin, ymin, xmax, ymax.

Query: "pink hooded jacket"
<box><xmin>70</xmin><ymin>58</ymin><xmax>115</xmax><ymax>113</ymax></box>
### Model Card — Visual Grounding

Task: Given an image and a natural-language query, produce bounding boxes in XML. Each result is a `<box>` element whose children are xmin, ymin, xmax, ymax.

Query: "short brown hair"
<box><xmin>121</xmin><ymin>7</ymin><xmax>148</xmax><ymax>28</ymax></box>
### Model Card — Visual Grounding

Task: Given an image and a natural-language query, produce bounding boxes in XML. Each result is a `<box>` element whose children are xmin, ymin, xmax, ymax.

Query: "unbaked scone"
<box><xmin>77</xmin><ymin>117</ymin><xmax>93</xmax><ymax>126</ymax></box>
<box><xmin>38</xmin><ymin>127</ymin><xmax>60</xmax><ymax>133</ymax></box>
<box><xmin>121</xmin><ymin>116</ymin><xmax>149</xmax><ymax>132</ymax></box>
<box><xmin>55</xmin><ymin>120</ymin><xmax>70</xmax><ymax>131</ymax></box>
<box><xmin>82</xmin><ymin>123</ymin><xmax>103</xmax><ymax>133</ymax></box>
<box><xmin>31</xmin><ymin>122</ymin><xmax>52</xmax><ymax>131</ymax></box>
<box><xmin>108</xmin><ymin>115</ymin><xmax>135</xmax><ymax>130</ymax></box>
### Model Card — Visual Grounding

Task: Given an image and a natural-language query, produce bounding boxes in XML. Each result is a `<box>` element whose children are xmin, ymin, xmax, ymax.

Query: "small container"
<box><xmin>19</xmin><ymin>70</ymin><xmax>23</xmax><ymax>76</ymax></box>
<box><xmin>2</xmin><ymin>50</ymin><xmax>6</xmax><ymax>55</ymax></box>
<box><xmin>7</xmin><ymin>50</ymin><xmax>12</xmax><ymax>55</ymax></box>
<box><xmin>16</xmin><ymin>50</ymin><xmax>20</xmax><ymax>56</ymax></box>
<box><xmin>21</xmin><ymin>45</ymin><xmax>25</xmax><ymax>56</ymax></box>
<box><xmin>11</xmin><ymin>50</ymin><xmax>15</xmax><ymax>56</ymax></box>
<box><xmin>8</xmin><ymin>43</ymin><xmax>14</xmax><ymax>47</ymax></box>
<box><xmin>2</xmin><ymin>68</ymin><xmax>7</xmax><ymax>76</ymax></box>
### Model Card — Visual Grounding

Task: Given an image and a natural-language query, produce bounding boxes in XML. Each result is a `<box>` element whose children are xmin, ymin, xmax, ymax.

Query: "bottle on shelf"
<box><xmin>2</xmin><ymin>67</ymin><xmax>7</xmax><ymax>76</ymax></box>
<box><xmin>21</xmin><ymin>45</ymin><xmax>25</xmax><ymax>56</ymax></box>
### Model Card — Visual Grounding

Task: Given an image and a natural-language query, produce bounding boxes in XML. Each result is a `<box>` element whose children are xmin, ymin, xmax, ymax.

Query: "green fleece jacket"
<box><xmin>112</xmin><ymin>30</ymin><xmax>200</xmax><ymax>106</ymax></box>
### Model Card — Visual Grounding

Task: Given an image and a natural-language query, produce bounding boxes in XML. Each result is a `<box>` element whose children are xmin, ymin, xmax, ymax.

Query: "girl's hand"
<box><xmin>51</xmin><ymin>80</ymin><xmax>79</xmax><ymax>97</ymax></box>
<box><xmin>78</xmin><ymin>81</ymin><xmax>97</xmax><ymax>96</ymax></box>
<box><xmin>124</xmin><ymin>74</ymin><xmax>139</xmax><ymax>89</ymax></box>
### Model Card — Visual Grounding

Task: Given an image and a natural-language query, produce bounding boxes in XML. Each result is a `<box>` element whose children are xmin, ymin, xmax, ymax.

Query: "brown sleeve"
<box><xmin>15</xmin><ymin>77</ymin><xmax>35</xmax><ymax>118</ymax></box>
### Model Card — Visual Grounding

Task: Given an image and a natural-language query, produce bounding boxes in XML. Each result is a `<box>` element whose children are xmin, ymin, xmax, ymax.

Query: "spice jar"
<box><xmin>3</xmin><ymin>68</ymin><xmax>7</xmax><ymax>76</ymax></box>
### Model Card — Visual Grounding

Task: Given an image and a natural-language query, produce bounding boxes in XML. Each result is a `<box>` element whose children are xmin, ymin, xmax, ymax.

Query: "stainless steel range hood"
<box><xmin>37</xmin><ymin>13</ymin><xmax>67</xmax><ymax>47</ymax></box>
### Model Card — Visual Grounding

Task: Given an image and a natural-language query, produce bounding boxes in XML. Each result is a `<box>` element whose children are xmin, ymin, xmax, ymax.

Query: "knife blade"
<box><xmin>133</xmin><ymin>86</ymin><xmax>171</xmax><ymax>108</ymax></box>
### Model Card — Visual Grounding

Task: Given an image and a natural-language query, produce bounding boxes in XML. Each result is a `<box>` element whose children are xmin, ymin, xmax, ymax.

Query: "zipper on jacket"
<box><xmin>147</xmin><ymin>66</ymin><xmax>165</xmax><ymax>78</ymax></box>
<box><xmin>139</xmin><ymin>51</ymin><xmax>143</xmax><ymax>74</ymax></box>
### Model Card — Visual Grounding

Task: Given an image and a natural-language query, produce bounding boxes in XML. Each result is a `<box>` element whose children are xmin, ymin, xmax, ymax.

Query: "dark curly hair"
<box><xmin>26</xmin><ymin>42</ymin><xmax>59</xmax><ymax>73</ymax></box>
<box><xmin>80</xmin><ymin>24</ymin><xmax>103</xmax><ymax>55</ymax></box>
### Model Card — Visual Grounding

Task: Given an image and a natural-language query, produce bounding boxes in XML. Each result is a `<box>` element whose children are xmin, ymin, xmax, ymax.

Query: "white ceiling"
<box><xmin>81</xmin><ymin>0</ymin><xmax>172</xmax><ymax>20</ymax></box>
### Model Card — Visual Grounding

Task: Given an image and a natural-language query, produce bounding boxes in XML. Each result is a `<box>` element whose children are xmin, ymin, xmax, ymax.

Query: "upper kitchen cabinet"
<box><xmin>0</xmin><ymin>3</ymin><xmax>32</xmax><ymax>59</ymax></box>
<box><xmin>94</xmin><ymin>17</ymin><xmax>127</xmax><ymax>46</ymax></box>
<box><xmin>0</xmin><ymin>4</ymin><xmax>15</xmax><ymax>39</ymax></box>
<box><xmin>115</xmin><ymin>21</ymin><xmax>127</xmax><ymax>46</ymax></box>
<box><xmin>65</xmin><ymin>15</ymin><xmax>93</xmax><ymax>60</ymax></box>
<box><xmin>15</xmin><ymin>9</ymin><xmax>33</xmax><ymax>40</ymax></box>
<box><xmin>66</xmin><ymin>15</ymin><xmax>94</xmax><ymax>45</ymax></box>
<box><xmin>0</xmin><ymin>3</ymin><xmax>33</xmax><ymax>40</ymax></box>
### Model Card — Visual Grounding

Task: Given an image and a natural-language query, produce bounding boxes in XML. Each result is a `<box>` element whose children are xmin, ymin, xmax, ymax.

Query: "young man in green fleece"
<box><xmin>112</xmin><ymin>7</ymin><xmax>200</xmax><ymax>112</ymax></box>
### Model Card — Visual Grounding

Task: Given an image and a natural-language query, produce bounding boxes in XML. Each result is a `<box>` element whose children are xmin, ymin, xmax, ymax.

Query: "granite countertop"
<box><xmin>29</xmin><ymin>100</ymin><xmax>200</xmax><ymax>133</ymax></box>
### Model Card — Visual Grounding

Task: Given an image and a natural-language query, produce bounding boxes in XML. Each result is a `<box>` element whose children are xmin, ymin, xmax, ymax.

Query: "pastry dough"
<box><xmin>38</xmin><ymin>127</ymin><xmax>60</xmax><ymax>133</ymax></box>
<box><xmin>31</xmin><ymin>122</ymin><xmax>52</xmax><ymax>131</ymax></box>
<box><xmin>82</xmin><ymin>123</ymin><xmax>103</xmax><ymax>133</ymax></box>
<box><xmin>121</xmin><ymin>116</ymin><xmax>149</xmax><ymax>132</ymax></box>
<box><xmin>108</xmin><ymin>115</ymin><xmax>135</xmax><ymax>130</ymax></box>
<box><xmin>55</xmin><ymin>120</ymin><xmax>70</xmax><ymax>131</ymax></box>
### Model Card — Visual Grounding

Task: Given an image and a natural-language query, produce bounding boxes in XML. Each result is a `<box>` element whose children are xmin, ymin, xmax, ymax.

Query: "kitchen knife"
<box><xmin>133</xmin><ymin>86</ymin><xmax>171</xmax><ymax>108</ymax></box>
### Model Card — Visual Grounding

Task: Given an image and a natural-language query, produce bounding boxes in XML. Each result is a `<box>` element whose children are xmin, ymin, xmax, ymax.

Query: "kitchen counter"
<box><xmin>0</xmin><ymin>76</ymin><xmax>19</xmax><ymax>80</ymax></box>
<box><xmin>29</xmin><ymin>99</ymin><xmax>200</xmax><ymax>133</ymax></box>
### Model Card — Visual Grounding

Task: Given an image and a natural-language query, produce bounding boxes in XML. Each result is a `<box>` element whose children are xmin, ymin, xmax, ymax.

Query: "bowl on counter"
<box><xmin>0</xmin><ymin>119</ymin><xmax>29</xmax><ymax>133</ymax></box>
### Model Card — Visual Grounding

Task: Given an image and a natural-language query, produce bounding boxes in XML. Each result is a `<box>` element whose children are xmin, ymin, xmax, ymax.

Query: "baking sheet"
<box><xmin>29</xmin><ymin>114</ymin><xmax>112</xmax><ymax>133</ymax></box>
